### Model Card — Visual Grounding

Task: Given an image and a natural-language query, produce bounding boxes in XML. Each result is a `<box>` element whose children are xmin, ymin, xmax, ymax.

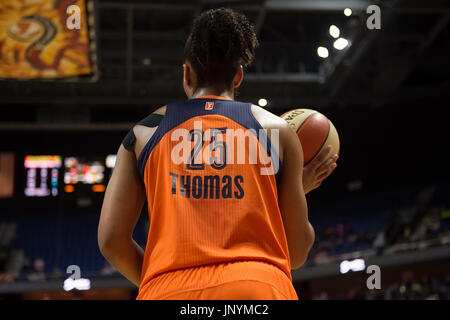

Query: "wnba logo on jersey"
<box><xmin>205</xmin><ymin>102</ymin><xmax>214</xmax><ymax>110</ymax></box>
<box><xmin>170</xmin><ymin>120</ymin><xmax>279</xmax><ymax>176</ymax></box>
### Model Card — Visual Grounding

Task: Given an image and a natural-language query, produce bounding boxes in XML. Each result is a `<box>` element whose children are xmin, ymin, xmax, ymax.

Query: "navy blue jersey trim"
<box><xmin>137</xmin><ymin>116</ymin><xmax>168</xmax><ymax>179</ymax></box>
<box><xmin>122</xmin><ymin>114</ymin><xmax>164</xmax><ymax>151</ymax></box>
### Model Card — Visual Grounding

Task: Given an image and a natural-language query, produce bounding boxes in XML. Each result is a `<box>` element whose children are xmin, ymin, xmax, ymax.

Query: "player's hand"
<box><xmin>303</xmin><ymin>145</ymin><xmax>338</xmax><ymax>194</ymax></box>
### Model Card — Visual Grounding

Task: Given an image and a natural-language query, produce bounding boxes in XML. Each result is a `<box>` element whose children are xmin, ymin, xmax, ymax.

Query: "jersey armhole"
<box><xmin>136</xmin><ymin>111</ymin><xmax>169</xmax><ymax>179</ymax></box>
<box><xmin>121</xmin><ymin>113</ymin><xmax>165</xmax><ymax>152</ymax></box>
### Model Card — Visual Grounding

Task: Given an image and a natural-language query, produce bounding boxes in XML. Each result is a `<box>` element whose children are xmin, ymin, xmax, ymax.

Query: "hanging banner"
<box><xmin>0</xmin><ymin>0</ymin><xmax>96</xmax><ymax>79</ymax></box>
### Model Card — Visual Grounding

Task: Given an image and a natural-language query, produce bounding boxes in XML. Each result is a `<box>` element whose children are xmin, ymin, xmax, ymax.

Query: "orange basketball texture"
<box><xmin>281</xmin><ymin>109</ymin><xmax>340</xmax><ymax>165</ymax></box>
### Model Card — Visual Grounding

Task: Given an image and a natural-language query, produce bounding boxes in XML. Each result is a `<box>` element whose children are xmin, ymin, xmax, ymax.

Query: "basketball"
<box><xmin>281</xmin><ymin>109</ymin><xmax>340</xmax><ymax>165</ymax></box>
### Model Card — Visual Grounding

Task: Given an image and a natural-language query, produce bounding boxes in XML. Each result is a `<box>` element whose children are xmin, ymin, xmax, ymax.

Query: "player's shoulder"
<box><xmin>135</xmin><ymin>105</ymin><xmax>167</xmax><ymax>128</ymax></box>
<box><xmin>250</xmin><ymin>104</ymin><xmax>298</xmax><ymax>157</ymax></box>
<box><xmin>122</xmin><ymin>105</ymin><xmax>167</xmax><ymax>157</ymax></box>
<box><xmin>135</xmin><ymin>104</ymin><xmax>166</xmax><ymax>131</ymax></box>
<box><xmin>153</xmin><ymin>105</ymin><xmax>167</xmax><ymax>116</ymax></box>
<box><xmin>250</xmin><ymin>104</ymin><xmax>290</xmax><ymax>131</ymax></box>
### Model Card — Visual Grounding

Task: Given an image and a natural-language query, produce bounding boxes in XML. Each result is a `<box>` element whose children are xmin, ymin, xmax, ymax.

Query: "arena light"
<box><xmin>317</xmin><ymin>46</ymin><xmax>329</xmax><ymax>58</ymax></box>
<box><xmin>92</xmin><ymin>184</ymin><xmax>106</xmax><ymax>193</ymax></box>
<box><xmin>340</xmin><ymin>259</ymin><xmax>366</xmax><ymax>274</ymax></box>
<box><xmin>344</xmin><ymin>8</ymin><xmax>352</xmax><ymax>16</ymax></box>
<box><xmin>63</xmin><ymin>278</ymin><xmax>91</xmax><ymax>291</ymax></box>
<box><xmin>142</xmin><ymin>58</ymin><xmax>151</xmax><ymax>66</ymax></box>
<box><xmin>329</xmin><ymin>25</ymin><xmax>340</xmax><ymax>39</ymax></box>
<box><xmin>258</xmin><ymin>98</ymin><xmax>268</xmax><ymax>107</ymax></box>
<box><xmin>106</xmin><ymin>154</ymin><xmax>116</xmax><ymax>168</ymax></box>
<box><xmin>333</xmin><ymin>38</ymin><xmax>349</xmax><ymax>50</ymax></box>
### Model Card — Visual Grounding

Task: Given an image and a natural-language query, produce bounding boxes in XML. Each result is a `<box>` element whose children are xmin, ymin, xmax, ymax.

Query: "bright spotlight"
<box><xmin>329</xmin><ymin>25</ymin><xmax>340</xmax><ymax>39</ymax></box>
<box><xmin>333</xmin><ymin>38</ymin><xmax>349</xmax><ymax>50</ymax></box>
<box><xmin>317</xmin><ymin>46</ymin><xmax>329</xmax><ymax>58</ymax></box>
<box><xmin>63</xmin><ymin>278</ymin><xmax>91</xmax><ymax>291</ymax></box>
<box><xmin>340</xmin><ymin>259</ymin><xmax>366</xmax><ymax>274</ymax></box>
<box><xmin>258</xmin><ymin>98</ymin><xmax>268</xmax><ymax>107</ymax></box>
<box><xmin>344</xmin><ymin>8</ymin><xmax>352</xmax><ymax>16</ymax></box>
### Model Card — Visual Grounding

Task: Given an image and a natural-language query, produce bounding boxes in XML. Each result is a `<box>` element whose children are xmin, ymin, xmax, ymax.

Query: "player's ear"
<box><xmin>233</xmin><ymin>65</ymin><xmax>244</xmax><ymax>88</ymax></box>
<box><xmin>183</xmin><ymin>63</ymin><xmax>193</xmax><ymax>98</ymax></box>
<box><xmin>183</xmin><ymin>63</ymin><xmax>190</xmax><ymax>85</ymax></box>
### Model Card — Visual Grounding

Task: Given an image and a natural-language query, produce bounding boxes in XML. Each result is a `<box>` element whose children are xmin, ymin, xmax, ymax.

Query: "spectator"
<box><xmin>336</xmin><ymin>224</ymin><xmax>345</xmax><ymax>239</ymax></box>
<box><xmin>20</xmin><ymin>257</ymin><xmax>32</xmax><ymax>277</ymax></box>
<box><xmin>0</xmin><ymin>273</ymin><xmax>14</xmax><ymax>283</ymax></box>
<box><xmin>100</xmin><ymin>261</ymin><xmax>117</xmax><ymax>276</ymax></box>
<box><xmin>27</xmin><ymin>258</ymin><xmax>46</xmax><ymax>282</ymax></box>
<box><xmin>314</xmin><ymin>292</ymin><xmax>329</xmax><ymax>300</ymax></box>
<box><xmin>373</xmin><ymin>231</ymin><xmax>385</xmax><ymax>255</ymax></box>
<box><xmin>49</xmin><ymin>267</ymin><xmax>63</xmax><ymax>280</ymax></box>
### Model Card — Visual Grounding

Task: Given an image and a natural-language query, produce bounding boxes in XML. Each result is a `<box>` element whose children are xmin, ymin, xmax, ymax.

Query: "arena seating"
<box><xmin>3</xmin><ymin>180</ymin><xmax>449</xmax><ymax>278</ymax></box>
<box><xmin>9</xmin><ymin>212</ymin><xmax>148</xmax><ymax>276</ymax></box>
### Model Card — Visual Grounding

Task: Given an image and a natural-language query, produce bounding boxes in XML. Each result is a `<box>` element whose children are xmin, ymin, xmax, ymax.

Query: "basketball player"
<box><xmin>98</xmin><ymin>8</ymin><xmax>338</xmax><ymax>300</ymax></box>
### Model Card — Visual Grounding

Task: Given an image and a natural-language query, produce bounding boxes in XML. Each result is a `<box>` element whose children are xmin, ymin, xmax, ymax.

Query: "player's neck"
<box><xmin>191</xmin><ymin>87</ymin><xmax>234</xmax><ymax>100</ymax></box>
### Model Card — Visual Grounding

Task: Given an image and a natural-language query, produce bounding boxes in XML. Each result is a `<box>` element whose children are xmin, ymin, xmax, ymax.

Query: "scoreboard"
<box><xmin>64</xmin><ymin>157</ymin><xmax>105</xmax><ymax>185</ymax></box>
<box><xmin>23</xmin><ymin>154</ymin><xmax>116</xmax><ymax>198</ymax></box>
<box><xmin>24</xmin><ymin>155</ymin><xmax>62</xmax><ymax>197</ymax></box>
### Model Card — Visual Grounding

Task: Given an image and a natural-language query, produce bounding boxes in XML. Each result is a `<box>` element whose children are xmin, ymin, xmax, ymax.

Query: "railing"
<box><xmin>293</xmin><ymin>234</ymin><xmax>450</xmax><ymax>282</ymax></box>
<box><xmin>384</xmin><ymin>234</ymin><xmax>450</xmax><ymax>255</ymax></box>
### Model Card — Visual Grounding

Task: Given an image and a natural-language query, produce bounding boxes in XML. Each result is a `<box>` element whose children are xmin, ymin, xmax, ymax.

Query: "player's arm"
<box><xmin>98</xmin><ymin>143</ymin><xmax>146</xmax><ymax>286</ymax></box>
<box><xmin>98</xmin><ymin>107</ymin><xmax>165</xmax><ymax>286</ymax></box>
<box><xmin>278</xmin><ymin>123</ymin><xmax>315</xmax><ymax>269</ymax></box>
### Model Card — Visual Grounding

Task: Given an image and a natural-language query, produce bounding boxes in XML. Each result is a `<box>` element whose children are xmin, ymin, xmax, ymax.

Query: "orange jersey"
<box><xmin>136</xmin><ymin>96</ymin><xmax>292</xmax><ymax>298</ymax></box>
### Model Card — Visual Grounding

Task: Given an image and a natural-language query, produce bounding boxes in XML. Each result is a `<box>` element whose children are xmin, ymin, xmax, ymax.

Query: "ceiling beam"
<box><xmin>418</xmin><ymin>13</ymin><xmax>450</xmax><ymax>55</ymax></box>
<box><xmin>99</xmin><ymin>31</ymin><xmax>187</xmax><ymax>40</ymax></box>
<box><xmin>0</xmin><ymin>123</ymin><xmax>134</xmax><ymax>131</ymax></box>
<box><xmin>126</xmin><ymin>7</ymin><xmax>134</xmax><ymax>95</ymax></box>
<box><xmin>265</xmin><ymin>0</ymin><xmax>371</xmax><ymax>11</ymax></box>
<box><xmin>325</xmin><ymin>0</ymin><xmax>403</xmax><ymax>97</ymax></box>
<box><xmin>99</xmin><ymin>2</ymin><xmax>194</xmax><ymax>10</ymax></box>
<box><xmin>245</xmin><ymin>72</ymin><xmax>323</xmax><ymax>83</ymax></box>
<box><xmin>394</xmin><ymin>7</ymin><xmax>450</xmax><ymax>14</ymax></box>
<box><xmin>255</xmin><ymin>0</ymin><xmax>267</xmax><ymax>35</ymax></box>
<box><xmin>100</xmin><ymin>0</ymin><xmax>371</xmax><ymax>12</ymax></box>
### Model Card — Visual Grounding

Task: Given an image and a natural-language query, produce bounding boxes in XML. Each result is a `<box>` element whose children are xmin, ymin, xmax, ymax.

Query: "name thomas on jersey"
<box><xmin>169</xmin><ymin>173</ymin><xmax>244</xmax><ymax>199</ymax></box>
<box><xmin>167</xmin><ymin>121</ymin><xmax>279</xmax><ymax>200</ymax></box>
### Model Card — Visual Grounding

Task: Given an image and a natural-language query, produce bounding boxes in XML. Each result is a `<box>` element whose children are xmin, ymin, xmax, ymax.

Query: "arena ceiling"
<box><xmin>1</xmin><ymin>0</ymin><xmax>449</xmax><ymax>130</ymax></box>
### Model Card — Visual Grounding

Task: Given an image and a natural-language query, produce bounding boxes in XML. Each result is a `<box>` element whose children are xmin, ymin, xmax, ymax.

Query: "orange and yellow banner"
<box><xmin>0</xmin><ymin>0</ymin><xmax>93</xmax><ymax>79</ymax></box>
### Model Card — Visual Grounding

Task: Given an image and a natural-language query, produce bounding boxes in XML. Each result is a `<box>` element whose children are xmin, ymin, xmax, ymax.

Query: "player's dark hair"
<box><xmin>183</xmin><ymin>8</ymin><xmax>259</xmax><ymax>90</ymax></box>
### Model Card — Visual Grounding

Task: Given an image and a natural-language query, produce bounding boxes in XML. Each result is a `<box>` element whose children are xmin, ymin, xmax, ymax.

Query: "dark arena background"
<box><xmin>1</xmin><ymin>0</ymin><xmax>450</xmax><ymax>301</ymax></box>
